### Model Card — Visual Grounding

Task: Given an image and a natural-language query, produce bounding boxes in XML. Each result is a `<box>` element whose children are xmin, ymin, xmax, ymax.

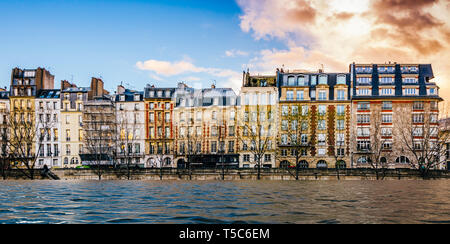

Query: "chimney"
<box><xmin>211</xmin><ymin>84</ymin><xmax>216</xmax><ymax>89</ymax></box>
<box><xmin>117</xmin><ymin>84</ymin><xmax>125</xmax><ymax>94</ymax></box>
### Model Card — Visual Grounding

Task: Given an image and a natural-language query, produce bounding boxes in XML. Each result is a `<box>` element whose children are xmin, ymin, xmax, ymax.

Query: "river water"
<box><xmin>0</xmin><ymin>180</ymin><xmax>449</xmax><ymax>224</ymax></box>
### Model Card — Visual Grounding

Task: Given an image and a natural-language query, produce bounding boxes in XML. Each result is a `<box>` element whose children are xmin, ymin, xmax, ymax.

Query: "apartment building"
<box><xmin>144</xmin><ymin>85</ymin><xmax>176</xmax><ymax>168</ymax></box>
<box><xmin>35</xmin><ymin>89</ymin><xmax>61</xmax><ymax>168</ymax></box>
<box><xmin>276</xmin><ymin>69</ymin><xmax>352</xmax><ymax>169</ymax></box>
<box><xmin>60</xmin><ymin>81</ymin><xmax>89</xmax><ymax>168</ymax></box>
<box><xmin>238</xmin><ymin>71</ymin><xmax>278</xmax><ymax>168</ymax></box>
<box><xmin>115</xmin><ymin>85</ymin><xmax>146</xmax><ymax>168</ymax></box>
<box><xmin>350</xmin><ymin>62</ymin><xmax>442</xmax><ymax>169</ymax></box>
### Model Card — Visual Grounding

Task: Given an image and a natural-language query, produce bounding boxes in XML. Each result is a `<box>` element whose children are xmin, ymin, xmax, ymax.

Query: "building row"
<box><xmin>0</xmin><ymin>62</ymin><xmax>447</xmax><ymax>170</ymax></box>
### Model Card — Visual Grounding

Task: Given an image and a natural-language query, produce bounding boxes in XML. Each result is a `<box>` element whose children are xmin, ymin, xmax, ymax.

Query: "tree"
<box><xmin>115</xmin><ymin>110</ymin><xmax>141</xmax><ymax>180</ymax></box>
<box><xmin>238</xmin><ymin>106</ymin><xmax>274</xmax><ymax>180</ymax></box>
<box><xmin>6</xmin><ymin>110</ymin><xmax>51</xmax><ymax>179</ymax></box>
<box><xmin>82</xmin><ymin>99</ymin><xmax>116</xmax><ymax>180</ymax></box>
<box><xmin>277</xmin><ymin>104</ymin><xmax>311</xmax><ymax>180</ymax></box>
<box><xmin>396</xmin><ymin>101</ymin><xmax>449</xmax><ymax>179</ymax></box>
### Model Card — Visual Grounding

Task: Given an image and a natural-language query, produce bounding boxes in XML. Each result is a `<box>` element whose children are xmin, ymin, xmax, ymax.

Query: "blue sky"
<box><xmin>0</xmin><ymin>0</ymin><xmax>283</xmax><ymax>92</ymax></box>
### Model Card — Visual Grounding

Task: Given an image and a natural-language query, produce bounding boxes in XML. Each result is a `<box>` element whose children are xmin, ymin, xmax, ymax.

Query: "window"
<box><xmin>357</xmin><ymin>141</ymin><xmax>371</xmax><ymax>151</ymax></box>
<box><xmin>243</xmin><ymin>154</ymin><xmax>250</xmax><ymax>162</ymax></box>
<box><xmin>228</xmin><ymin>141</ymin><xmax>235</xmax><ymax>153</ymax></box>
<box><xmin>357</xmin><ymin>156</ymin><xmax>370</xmax><ymax>164</ymax></box>
<box><xmin>382</xmin><ymin>114</ymin><xmax>393</xmax><ymax>123</ymax></box>
<box><xmin>149</xmin><ymin>112</ymin><xmax>154</xmax><ymax>122</ymax></box>
<box><xmin>281</xmin><ymin>134</ymin><xmax>288</xmax><ymax>145</ymax></box>
<box><xmin>66</xmin><ymin>129</ymin><xmax>70</xmax><ymax>141</ymax></box>
<box><xmin>298</xmin><ymin>76</ymin><xmax>307</xmax><ymax>86</ymax></box>
<box><xmin>318</xmin><ymin>105</ymin><xmax>326</xmax><ymax>115</ymax></box>
<box><xmin>292</xmin><ymin>106</ymin><xmax>298</xmax><ymax>115</ymax></box>
<box><xmin>413</xmin><ymin>114</ymin><xmax>424</xmax><ymax>123</ymax></box>
<box><xmin>337</xmin><ymin>120</ymin><xmax>345</xmax><ymax>130</ymax></box>
<box><xmin>382</xmin><ymin>101</ymin><xmax>392</xmax><ymax>110</ymax></box>
<box><xmin>355</xmin><ymin>66</ymin><xmax>372</xmax><ymax>73</ymax></box>
<box><xmin>318</xmin><ymin>90</ymin><xmax>327</xmax><ymax>100</ymax></box>
<box><xmin>413</xmin><ymin>101</ymin><xmax>424</xmax><ymax>110</ymax></box>
<box><xmin>286</xmin><ymin>91</ymin><xmax>294</xmax><ymax>101</ymax></box>
<box><xmin>318</xmin><ymin>120</ymin><xmax>326</xmax><ymax>130</ymax></box>
<box><xmin>357</xmin><ymin>88</ymin><xmax>371</xmax><ymax>96</ymax></box>
<box><xmin>357</xmin><ymin>127</ymin><xmax>370</xmax><ymax>137</ymax></box>
<box><xmin>357</xmin><ymin>102</ymin><xmax>370</xmax><ymax>110</ymax></box>
<box><xmin>337</xmin><ymin>90</ymin><xmax>346</xmax><ymax>100</ymax></box>
<box><xmin>302</xmin><ymin>106</ymin><xmax>309</xmax><ymax>116</ymax></box>
<box><xmin>428</xmin><ymin>88</ymin><xmax>437</xmax><ymax>95</ymax></box>
<box><xmin>318</xmin><ymin>134</ymin><xmax>326</xmax><ymax>145</ymax></box>
<box><xmin>403</xmin><ymin>77</ymin><xmax>418</xmax><ymax>83</ymax></box>
<box><xmin>229</xmin><ymin>126</ymin><xmax>235</xmax><ymax>136</ymax></box>
<box><xmin>430</xmin><ymin>101</ymin><xmax>438</xmax><ymax>110</ymax></box>
<box><xmin>165</xmin><ymin>112</ymin><xmax>170</xmax><ymax>123</ymax></box>
<box><xmin>318</xmin><ymin>75</ymin><xmax>328</xmax><ymax>85</ymax></box>
<box><xmin>403</xmin><ymin>88</ymin><xmax>418</xmax><ymax>95</ymax></box>
<box><xmin>297</xmin><ymin>90</ymin><xmax>304</xmax><ymax>100</ymax></box>
<box><xmin>337</xmin><ymin>105</ymin><xmax>345</xmax><ymax>116</ymax></box>
<box><xmin>357</xmin><ymin>77</ymin><xmax>372</xmax><ymax>84</ymax></box>
<box><xmin>379</xmin><ymin>77</ymin><xmax>394</xmax><ymax>84</ymax></box>
<box><xmin>282</xmin><ymin>106</ymin><xmax>288</xmax><ymax>116</ymax></box>
<box><xmin>396</xmin><ymin>156</ymin><xmax>410</xmax><ymax>164</ymax></box>
<box><xmin>382</xmin><ymin>128</ymin><xmax>392</xmax><ymax>136</ymax></box>
<box><xmin>380</xmin><ymin>88</ymin><xmax>394</xmax><ymax>96</ymax></box>
<box><xmin>211</xmin><ymin>141</ymin><xmax>217</xmax><ymax>153</ymax></box>
<box><xmin>337</xmin><ymin>75</ymin><xmax>346</xmax><ymax>85</ymax></box>
<box><xmin>287</xmin><ymin>76</ymin><xmax>295</xmax><ymax>86</ymax></box>
<box><xmin>317</xmin><ymin>149</ymin><xmax>326</xmax><ymax>156</ymax></box>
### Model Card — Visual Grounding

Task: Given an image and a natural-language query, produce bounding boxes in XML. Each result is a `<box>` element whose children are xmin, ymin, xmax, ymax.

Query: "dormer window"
<box><xmin>287</xmin><ymin>76</ymin><xmax>295</xmax><ymax>86</ymax></box>
<box><xmin>166</xmin><ymin>91</ymin><xmax>171</xmax><ymax>98</ymax></box>
<box><xmin>120</xmin><ymin>95</ymin><xmax>125</xmax><ymax>101</ymax></box>
<box><xmin>149</xmin><ymin>91</ymin><xmax>154</xmax><ymax>97</ymax></box>
<box><xmin>134</xmin><ymin>94</ymin><xmax>140</xmax><ymax>101</ymax></box>
<box><xmin>298</xmin><ymin>75</ymin><xmax>307</xmax><ymax>86</ymax></box>
<box><xmin>336</xmin><ymin>75</ymin><xmax>346</xmax><ymax>85</ymax></box>
<box><xmin>318</xmin><ymin>75</ymin><xmax>328</xmax><ymax>85</ymax></box>
<box><xmin>157</xmin><ymin>91</ymin><xmax>163</xmax><ymax>97</ymax></box>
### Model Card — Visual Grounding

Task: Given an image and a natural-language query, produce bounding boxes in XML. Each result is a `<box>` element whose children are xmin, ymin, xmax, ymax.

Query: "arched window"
<box><xmin>336</xmin><ymin>160</ymin><xmax>346</xmax><ymax>169</ymax></box>
<box><xmin>177</xmin><ymin>159</ymin><xmax>186</xmax><ymax>169</ymax></box>
<box><xmin>280</xmin><ymin>160</ymin><xmax>290</xmax><ymax>169</ymax></box>
<box><xmin>297</xmin><ymin>76</ymin><xmax>307</xmax><ymax>86</ymax></box>
<box><xmin>380</xmin><ymin>157</ymin><xmax>387</xmax><ymax>164</ymax></box>
<box><xmin>316</xmin><ymin>160</ymin><xmax>328</xmax><ymax>168</ymax></box>
<box><xmin>298</xmin><ymin>160</ymin><xmax>309</xmax><ymax>169</ymax></box>
<box><xmin>357</xmin><ymin>156</ymin><xmax>371</xmax><ymax>164</ymax></box>
<box><xmin>396</xmin><ymin>156</ymin><xmax>410</xmax><ymax>164</ymax></box>
<box><xmin>287</xmin><ymin>76</ymin><xmax>295</xmax><ymax>86</ymax></box>
<box><xmin>164</xmin><ymin>157</ymin><xmax>172</xmax><ymax>166</ymax></box>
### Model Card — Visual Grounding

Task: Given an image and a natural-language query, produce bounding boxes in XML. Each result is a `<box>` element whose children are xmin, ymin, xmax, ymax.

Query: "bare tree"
<box><xmin>277</xmin><ymin>105</ymin><xmax>311</xmax><ymax>180</ymax></box>
<box><xmin>397</xmin><ymin>101</ymin><xmax>449</xmax><ymax>179</ymax></box>
<box><xmin>115</xmin><ymin>112</ymin><xmax>141</xmax><ymax>180</ymax></box>
<box><xmin>366</xmin><ymin>109</ymin><xmax>391</xmax><ymax>180</ymax></box>
<box><xmin>238</xmin><ymin>107</ymin><xmax>273</xmax><ymax>180</ymax></box>
<box><xmin>6</xmin><ymin>110</ymin><xmax>51</xmax><ymax>179</ymax></box>
<box><xmin>0</xmin><ymin>117</ymin><xmax>9</xmax><ymax>180</ymax></box>
<box><xmin>82</xmin><ymin>100</ymin><xmax>116</xmax><ymax>180</ymax></box>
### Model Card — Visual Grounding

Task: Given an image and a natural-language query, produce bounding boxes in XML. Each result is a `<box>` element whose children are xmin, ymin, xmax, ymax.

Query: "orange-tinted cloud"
<box><xmin>237</xmin><ymin>0</ymin><xmax>450</xmax><ymax>102</ymax></box>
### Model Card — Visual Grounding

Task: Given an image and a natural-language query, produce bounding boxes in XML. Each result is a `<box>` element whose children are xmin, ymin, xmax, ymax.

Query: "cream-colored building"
<box><xmin>238</xmin><ymin>73</ymin><xmax>278</xmax><ymax>168</ymax></box>
<box><xmin>173</xmin><ymin>83</ymin><xmax>239</xmax><ymax>168</ymax></box>
<box><xmin>60</xmin><ymin>85</ymin><xmax>89</xmax><ymax>168</ymax></box>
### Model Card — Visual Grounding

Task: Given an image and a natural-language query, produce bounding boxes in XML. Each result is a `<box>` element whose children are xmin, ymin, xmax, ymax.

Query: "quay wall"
<box><xmin>2</xmin><ymin>168</ymin><xmax>450</xmax><ymax>180</ymax></box>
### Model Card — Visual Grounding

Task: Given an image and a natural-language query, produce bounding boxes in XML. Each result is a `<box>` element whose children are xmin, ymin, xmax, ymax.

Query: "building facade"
<box><xmin>276</xmin><ymin>69</ymin><xmax>352</xmax><ymax>169</ymax></box>
<box><xmin>35</xmin><ymin>89</ymin><xmax>61</xmax><ymax>168</ymax></box>
<box><xmin>144</xmin><ymin>85</ymin><xmax>176</xmax><ymax>168</ymax></box>
<box><xmin>60</xmin><ymin>82</ymin><xmax>89</xmax><ymax>168</ymax></box>
<box><xmin>115</xmin><ymin>85</ymin><xmax>146</xmax><ymax>168</ymax></box>
<box><xmin>350</xmin><ymin>63</ymin><xmax>442</xmax><ymax>169</ymax></box>
<box><xmin>238</xmin><ymin>72</ymin><xmax>278</xmax><ymax>168</ymax></box>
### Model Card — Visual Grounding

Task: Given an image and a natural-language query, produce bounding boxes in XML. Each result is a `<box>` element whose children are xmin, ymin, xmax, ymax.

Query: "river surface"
<box><xmin>0</xmin><ymin>180</ymin><xmax>449</xmax><ymax>224</ymax></box>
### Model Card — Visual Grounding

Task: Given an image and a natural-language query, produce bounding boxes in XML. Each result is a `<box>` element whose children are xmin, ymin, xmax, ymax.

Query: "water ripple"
<box><xmin>0</xmin><ymin>180</ymin><xmax>448</xmax><ymax>224</ymax></box>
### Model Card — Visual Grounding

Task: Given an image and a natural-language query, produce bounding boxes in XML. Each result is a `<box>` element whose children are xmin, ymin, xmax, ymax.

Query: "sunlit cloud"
<box><xmin>237</xmin><ymin>0</ymin><xmax>450</xmax><ymax>101</ymax></box>
<box><xmin>136</xmin><ymin>57</ymin><xmax>242</xmax><ymax>91</ymax></box>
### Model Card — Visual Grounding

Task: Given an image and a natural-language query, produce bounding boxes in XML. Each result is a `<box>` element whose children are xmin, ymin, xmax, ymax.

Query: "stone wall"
<box><xmin>2</xmin><ymin>168</ymin><xmax>449</xmax><ymax>180</ymax></box>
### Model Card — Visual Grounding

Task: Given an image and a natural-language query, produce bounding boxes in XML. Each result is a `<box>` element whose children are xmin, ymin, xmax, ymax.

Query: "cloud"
<box><xmin>225</xmin><ymin>49</ymin><xmax>249</xmax><ymax>57</ymax></box>
<box><xmin>136</xmin><ymin>58</ymin><xmax>243</xmax><ymax>91</ymax></box>
<box><xmin>237</xmin><ymin>0</ymin><xmax>450</xmax><ymax>102</ymax></box>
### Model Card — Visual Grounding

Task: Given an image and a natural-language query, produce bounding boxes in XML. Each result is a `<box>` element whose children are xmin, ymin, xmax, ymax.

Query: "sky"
<box><xmin>1</xmin><ymin>0</ymin><xmax>450</xmax><ymax>101</ymax></box>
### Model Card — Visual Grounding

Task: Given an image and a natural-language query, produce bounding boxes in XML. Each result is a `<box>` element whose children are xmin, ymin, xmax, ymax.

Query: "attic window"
<box><xmin>120</xmin><ymin>95</ymin><xmax>125</xmax><ymax>101</ymax></box>
<box><xmin>134</xmin><ymin>94</ymin><xmax>140</xmax><ymax>101</ymax></box>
